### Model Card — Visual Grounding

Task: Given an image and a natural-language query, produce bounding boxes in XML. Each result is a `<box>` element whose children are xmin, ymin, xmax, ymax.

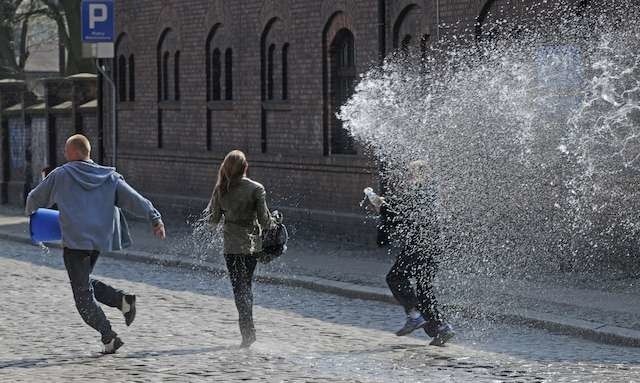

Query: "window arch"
<box><xmin>260</xmin><ymin>17</ymin><xmax>290</xmax><ymax>153</ymax></box>
<box><xmin>261</xmin><ymin>18</ymin><xmax>289</xmax><ymax>103</ymax></box>
<box><xmin>329</xmin><ymin>28</ymin><xmax>356</xmax><ymax>155</ymax></box>
<box><xmin>392</xmin><ymin>5</ymin><xmax>422</xmax><ymax>50</ymax></box>
<box><xmin>157</xmin><ymin>28</ymin><xmax>179</xmax><ymax>102</ymax></box>
<box><xmin>475</xmin><ymin>0</ymin><xmax>531</xmax><ymax>41</ymax></box>
<box><xmin>206</xmin><ymin>25</ymin><xmax>232</xmax><ymax>102</ymax></box>
<box><xmin>115</xmin><ymin>33</ymin><xmax>135</xmax><ymax>103</ymax></box>
<box><xmin>225</xmin><ymin>48</ymin><xmax>233</xmax><ymax>100</ymax></box>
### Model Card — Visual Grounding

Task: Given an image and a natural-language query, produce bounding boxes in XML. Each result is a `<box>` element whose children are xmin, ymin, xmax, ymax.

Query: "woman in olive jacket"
<box><xmin>206</xmin><ymin>150</ymin><xmax>274</xmax><ymax>348</ymax></box>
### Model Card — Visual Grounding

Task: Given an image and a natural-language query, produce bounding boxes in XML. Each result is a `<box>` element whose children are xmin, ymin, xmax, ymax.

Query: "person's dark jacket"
<box><xmin>380</xmin><ymin>182</ymin><xmax>441</xmax><ymax>255</ymax></box>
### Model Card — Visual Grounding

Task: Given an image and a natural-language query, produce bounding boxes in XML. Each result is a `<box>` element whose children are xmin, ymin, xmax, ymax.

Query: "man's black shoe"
<box><xmin>102</xmin><ymin>336</ymin><xmax>124</xmax><ymax>354</ymax></box>
<box><xmin>122</xmin><ymin>294</ymin><xmax>136</xmax><ymax>326</ymax></box>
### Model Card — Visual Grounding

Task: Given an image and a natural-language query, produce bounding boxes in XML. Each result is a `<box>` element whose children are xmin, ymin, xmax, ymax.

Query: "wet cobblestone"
<box><xmin>0</xmin><ymin>240</ymin><xmax>639</xmax><ymax>382</ymax></box>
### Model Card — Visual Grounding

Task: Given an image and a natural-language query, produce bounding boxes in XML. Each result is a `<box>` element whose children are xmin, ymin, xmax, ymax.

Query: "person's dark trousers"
<box><xmin>224</xmin><ymin>254</ymin><xmax>258</xmax><ymax>342</ymax></box>
<box><xmin>386</xmin><ymin>248</ymin><xmax>444</xmax><ymax>337</ymax></box>
<box><xmin>63</xmin><ymin>248</ymin><xmax>123</xmax><ymax>343</ymax></box>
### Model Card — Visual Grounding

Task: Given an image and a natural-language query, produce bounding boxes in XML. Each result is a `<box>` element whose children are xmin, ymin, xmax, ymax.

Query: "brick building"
<box><xmin>0</xmin><ymin>1</ymin><xmax>590</xmax><ymax>242</ymax></box>
<box><xmin>102</xmin><ymin>0</ymin><xmax>510</xmax><ymax>243</ymax></box>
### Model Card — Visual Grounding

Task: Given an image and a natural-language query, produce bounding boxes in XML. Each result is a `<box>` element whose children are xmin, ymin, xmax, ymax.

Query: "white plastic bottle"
<box><xmin>363</xmin><ymin>187</ymin><xmax>384</xmax><ymax>209</ymax></box>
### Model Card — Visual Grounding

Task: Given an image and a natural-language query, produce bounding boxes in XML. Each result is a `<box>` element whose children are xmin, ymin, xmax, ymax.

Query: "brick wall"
<box><xmin>105</xmin><ymin>0</ymin><xmax>532</xmax><ymax>243</ymax></box>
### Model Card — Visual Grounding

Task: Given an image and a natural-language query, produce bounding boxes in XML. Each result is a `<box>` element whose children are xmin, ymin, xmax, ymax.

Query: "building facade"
<box><xmin>0</xmin><ymin>0</ymin><xmax>594</xmax><ymax>243</ymax></box>
<box><xmin>103</xmin><ymin>0</ymin><xmax>505</xmax><ymax>243</ymax></box>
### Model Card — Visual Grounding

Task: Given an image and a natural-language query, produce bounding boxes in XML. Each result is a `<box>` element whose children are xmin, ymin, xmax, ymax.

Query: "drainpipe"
<box><xmin>96</xmin><ymin>60</ymin><xmax>117</xmax><ymax>168</ymax></box>
<box><xmin>378</xmin><ymin>0</ymin><xmax>386</xmax><ymax>64</ymax></box>
<box><xmin>377</xmin><ymin>0</ymin><xmax>388</xmax><ymax>246</ymax></box>
<box><xmin>436</xmin><ymin>0</ymin><xmax>441</xmax><ymax>40</ymax></box>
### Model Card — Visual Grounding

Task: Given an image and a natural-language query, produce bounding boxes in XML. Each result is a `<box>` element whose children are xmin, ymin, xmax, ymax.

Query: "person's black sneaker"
<box><xmin>429</xmin><ymin>324</ymin><xmax>455</xmax><ymax>346</ymax></box>
<box><xmin>395</xmin><ymin>315</ymin><xmax>427</xmax><ymax>336</ymax></box>
<box><xmin>102</xmin><ymin>337</ymin><xmax>124</xmax><ymax>354</ymax></box>
<box><xmin>122</xmin><ymin>294</ymin><xmax>136</xmax><ymax>326</ymax></box>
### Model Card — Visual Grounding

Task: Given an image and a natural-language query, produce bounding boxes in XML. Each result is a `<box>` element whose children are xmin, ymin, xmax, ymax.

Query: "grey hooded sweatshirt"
<box><xmin>25</xmin><ymin>160</ymin><xmax>162</xmax><ymax>252</ymax></box>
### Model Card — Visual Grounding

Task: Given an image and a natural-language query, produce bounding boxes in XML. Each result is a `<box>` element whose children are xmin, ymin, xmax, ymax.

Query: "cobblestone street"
<box><xmin>1</xmin><ymin>239</ymin><xmax>638</xmax><ymax>382</ymax></box>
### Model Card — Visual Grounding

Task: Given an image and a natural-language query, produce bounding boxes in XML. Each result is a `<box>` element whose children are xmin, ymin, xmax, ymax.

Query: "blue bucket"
<box><xmin>30</xmin><ymin>208</ymin><xmax>61</xmax><ymax>242</ymax></box>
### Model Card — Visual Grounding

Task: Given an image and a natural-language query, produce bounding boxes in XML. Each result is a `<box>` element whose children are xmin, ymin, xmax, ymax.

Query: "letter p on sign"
<box><xmin>82</xmin><ymin>0</ymin><xmax>114</xmax><ymax>43</ymax></box>
<box><xmin>89</xmin><ymin>4</ymin><xmax>108</xmax><ymax>29</ymax></box>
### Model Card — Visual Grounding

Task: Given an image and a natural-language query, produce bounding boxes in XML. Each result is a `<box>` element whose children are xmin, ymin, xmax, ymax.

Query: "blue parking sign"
<box><xmin>82</xmin><ymin>0</ymin><xmax>114</xmax><ymax>43</ymax></box>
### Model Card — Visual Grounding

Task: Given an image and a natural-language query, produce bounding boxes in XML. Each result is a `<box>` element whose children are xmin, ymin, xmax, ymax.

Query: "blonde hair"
<box><xmin>66</xmin><ymin>134</ymin><xmax>91</xmax><ymax>158</ymax></box>
<box><xmin>214</xmin><ymin>150</ymin><xmax>248</xmax><ymax>198</ymax></box>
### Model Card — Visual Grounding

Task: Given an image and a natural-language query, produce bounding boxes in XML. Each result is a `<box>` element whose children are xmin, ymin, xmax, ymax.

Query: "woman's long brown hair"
<box><xmin>214</xmin><ymin>150</ymin><xmax>248</xmax><ymax>198</ymax></box>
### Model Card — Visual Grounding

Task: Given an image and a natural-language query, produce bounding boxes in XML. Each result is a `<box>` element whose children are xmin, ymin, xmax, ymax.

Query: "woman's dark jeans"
<box><xmin>224</xmin><ymin>254</ymin><xmax>258</xmax><ymax>342</ymax></box>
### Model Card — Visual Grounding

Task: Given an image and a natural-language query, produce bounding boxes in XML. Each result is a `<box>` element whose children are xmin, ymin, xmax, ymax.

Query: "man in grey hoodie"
<box><xmin>26</xmin><ymin>134</ymin><xmax>165</xmax><ymax>354</ymax></box>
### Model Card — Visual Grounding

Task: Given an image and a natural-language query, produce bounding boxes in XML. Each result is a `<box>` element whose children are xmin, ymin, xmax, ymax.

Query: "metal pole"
<box><xmin>436</xmin><ymin>0</ymin><xmax>440</xmax><ymax>41</ymax></box>
<box><xmin>96</xmin><ymin>58</ymin><xmax>117</xmax><ymax>168</ymax></box>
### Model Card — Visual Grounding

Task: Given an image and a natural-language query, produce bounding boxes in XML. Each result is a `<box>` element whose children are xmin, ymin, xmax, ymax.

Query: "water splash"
<box><xmin>340</xmin><ymin>1</ymin><xmax>640</xmax><ymax>313</ymax></box>
<box><xmin>38</xmin><ymin>242</ymin><xmax>50</xmax><ymax>256</ymax></box>
<box><xmin>185</xmin><ymin>213</ymin><xmax>224</xmax><ymax>266</ymax></box>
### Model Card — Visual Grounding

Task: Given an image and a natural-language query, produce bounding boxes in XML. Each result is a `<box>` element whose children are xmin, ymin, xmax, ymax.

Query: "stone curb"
<box><xmin>2</xmin><ymin>231</ymin><xmax>639</xmax><ymax>348</ymax></box>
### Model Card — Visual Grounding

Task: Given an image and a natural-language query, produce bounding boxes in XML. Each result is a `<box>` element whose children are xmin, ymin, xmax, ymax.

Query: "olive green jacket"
<box><xmin>207</xmin><ymin>177</ymin><xmax>274</xmax><ymax>255</ymax></box>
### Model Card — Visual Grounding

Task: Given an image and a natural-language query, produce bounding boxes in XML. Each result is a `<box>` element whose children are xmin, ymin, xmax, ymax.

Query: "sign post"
<box><xmin>81</xmin><ymin>0</ymin><xmax>117</xmax><ymax>167</ymax></box>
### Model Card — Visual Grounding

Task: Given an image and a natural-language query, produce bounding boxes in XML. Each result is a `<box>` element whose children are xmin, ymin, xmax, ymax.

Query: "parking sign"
<box><xmin>82</xmin><ymin>0</ymin><xmax>115</xmax><ymax>43</ymax></box>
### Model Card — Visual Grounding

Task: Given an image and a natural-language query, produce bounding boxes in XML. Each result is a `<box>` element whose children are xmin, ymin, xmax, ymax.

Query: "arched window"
<box><xmin>162</xmin><ymin>52</ymin><xmax>170</xmax><ymax>101</ymax></box>
<box><xmin>128</xmin><ymin>54</ymin><xmax>135</xmax><ymax>101</ymax></box>
<box><xmin>174</xmin><ymin>51</ymin><xmax>180</xmax><ymax>101</ymax></box>
<box><xmin>267</xmin><ymin>44</ymin><xmax>275</xmax><ymax>100</ymax></box>
<box><xmin>117</xmin><ymin>55</ymin><xmax>127</xmax><ymax>102</ymax></box>
<box><xmin>475</xmin><ymin>0</ymin><xmax>531</xmax><ymax>41</ymax></box>
<box><xmin>115</xmin><ymin>33</ymin><xmax>132</xmax><ymax>103</ymax></box>
<box><xmin>261</xmin><ymin>18</ymin><xmax>288</xmax><ymax>154</ymax></box>
<box><xmin>157</xmin><ymin>28</ymin><xmax>178</xmax><ymax>102</ymax></box>
<box><xmin>282</xmin><ymin>43</ymin><xmax>289</xmax><ymax>100</ymax></box>
<box><xmin>211</xmin><ymin>49</ymin><xmax>221</xmax><ymax>100</ymax></box>
<box><xmin>330</xmin><ymin>29</ymin><xmax>356</xmax><ymax>154</ymax></box>
<box><xmin>225</xmin><ymin>48</ymin><xmax>233</xmax><ymax>100</ymax></box>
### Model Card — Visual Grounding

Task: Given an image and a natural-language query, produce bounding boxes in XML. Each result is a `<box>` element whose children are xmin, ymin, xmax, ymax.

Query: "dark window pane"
<box><xmin>174</xmin><ymin>51</ymin><xmax>180</xmax><ymax>101</ymax></box>
<box><xmin>118</xmin><ymin>55</ymin><xmax>127</xmax><ymax>102</ymax></box>
<box><xmin>162</xmin><ymin>52</ymin><xmax>169</xmax><ymax>101</ymax></box>
<box><xmin>282</xmin><ymin>43</ymin><xmax>289</xmax><ymax>100</ymax></box>
<box><xmin>401</xmin><ymin>35</ymin><xmax>412</xmax><ymax>53</ymax></box>
<box><xmin>267</xmin><ymin>44</ymin><xmax>275</xmax><ymax>100</ymax></box>
<box><xmin>330</xmin><ymin>29</ymin><xmax>356</xmax><ymax>154</ymax></box>
<box><xmin>212</xmin><ymin>49</ymin><xmax>221</xmax><ymax>100</ymax></box>
<box><xmin>225</xmin><ymin>48</ymin><xmax>233</xmax><ymax>100</ymax></box>
<box><xmin>128</xmin><ymin>55</ymin><xmax>135</xmax><ymax>101</ymax></box>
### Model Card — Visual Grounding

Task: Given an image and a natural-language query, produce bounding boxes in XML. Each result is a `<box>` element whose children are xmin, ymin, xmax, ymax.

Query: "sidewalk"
<box><xmin>2</xmin><ymin>205</ymin><xmax>639</xmax><ymax>347</ymax></box>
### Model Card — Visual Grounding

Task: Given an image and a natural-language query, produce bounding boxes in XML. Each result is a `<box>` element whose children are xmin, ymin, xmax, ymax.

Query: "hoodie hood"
<box><xmin>63</xmin><ymin>161</ymin><xmax>118</xmax><ymax>190</ymax></box>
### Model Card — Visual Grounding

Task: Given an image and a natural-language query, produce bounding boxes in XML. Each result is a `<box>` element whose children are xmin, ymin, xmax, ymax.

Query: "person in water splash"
<box><xmin>205</xmin><ymin>150</ymin><xmax>275</xmax><ymax>348</ymax></box>
<box><xmin>368</xmin><ymin>160</ymin><xmax>455</xmax><ymax>346</ymax></box>
<box><xmin>25</xmin><ymin>134</ymin><xmax>166</xmax><ymax>354</ymax></box>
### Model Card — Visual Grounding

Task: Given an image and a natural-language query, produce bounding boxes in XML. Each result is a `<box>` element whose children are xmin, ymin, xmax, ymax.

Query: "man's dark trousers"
<box><xmin>63</xmin><ymin>248</ymin><xmax>122</xmax><ymax>343</ymax></box>
<box><xmin>386</xmin><ymin>248</ymin><xmax>444</xmax><ymax>337</ymax></box>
